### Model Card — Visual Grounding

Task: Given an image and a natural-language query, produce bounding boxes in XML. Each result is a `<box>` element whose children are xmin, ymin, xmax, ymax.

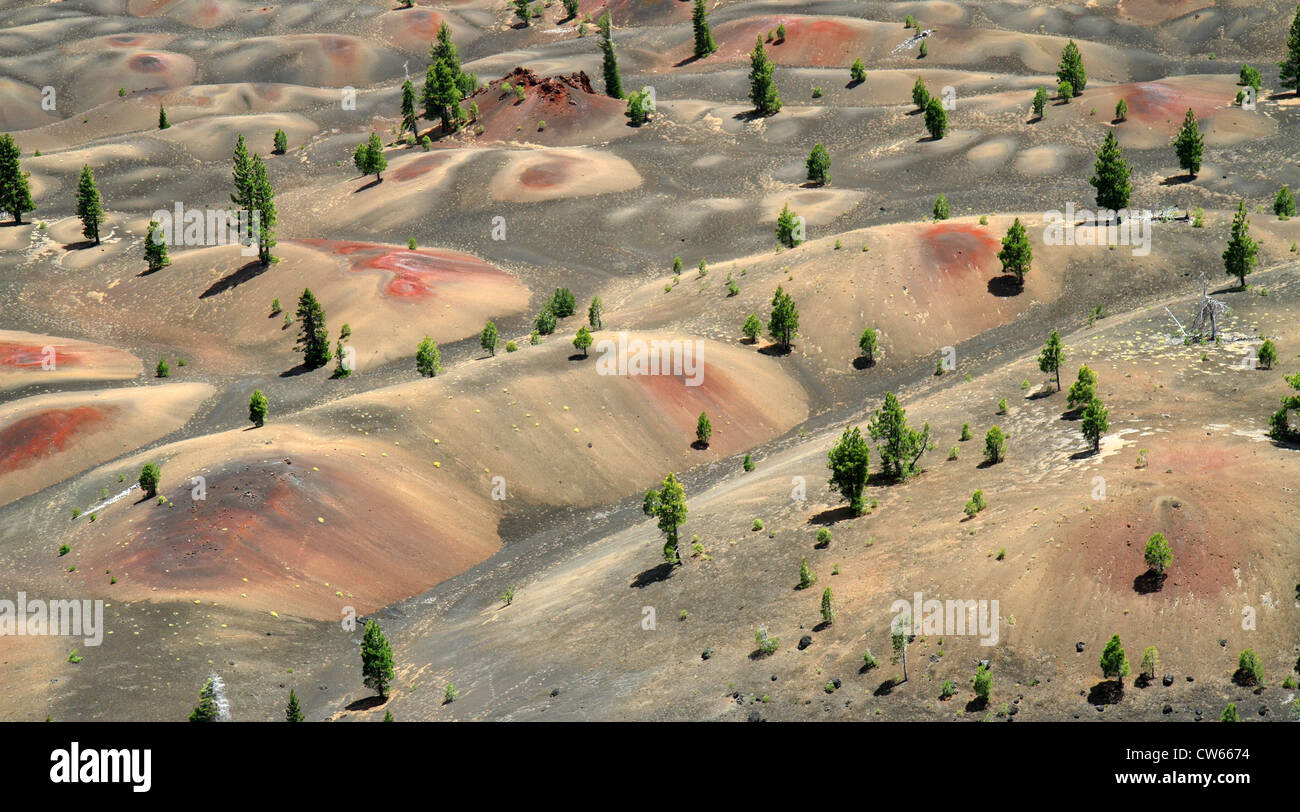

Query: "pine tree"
<box><xmin>74</xmin><ymin>165</ymin><xmax>104</xmax><ymax>245</ymax></box>
<box><xmin>1223</xmin><ymin>198</ymin><xmax>1257</xmax><ymax>288</ymax></box>
<box><xmin>767</xmin><ymin>285</ymin><xmax>799</xmax><ymax>349</ymax></box>
<box><xmin>0</xmin><ymin>134</ymin><xmax>35</xmax><ymax>224</ymax></box>
<box><xmin>480</xmin><ymin>320</ymin><xmax>498</xmax><ymax>356</ymax></box>
<box><xmin>1144</xmin><ymin>532</ymin><xmax>1172</xmax><ymax>574</ymax></box>
<box><xmin>911</xmin><ymin>76</ymin><xmax>930</xmax><ymax>110</ymax></box>
<box><xmin>850</xmin><ymin>57</ymin><xmax>866</xmax><ymax>85</ymax></box>
<box><xmin>366</xmin><ymin>132</ymin><xmax>387</xmax><ymax>180</ymax></box>
<box><xmin>273</xmin><ymin>129</ymin><xmax>287</xmax><ymax>154</ymax></box>
<box><xmin>144</xmin><ymin>218</ymin><xmax>170</xmax><ymax>272</ymax></box>
<box><xmin>821</xmin><ymin>587</ymin><xmax>834</xmax><ymax>624</ymax></box>
<box><xmin>249</xmin><ymin>152</ymin><xmax>276</xmax><ymax>264</ymax></box>
<box><xmin>827</xmin><ymin>424</ymin><xmax>870</xmax><ymax>514</ymax></box>
<box><xmin>742</xmin><ymin>312</ymin><xmax>761</xmax><ymax>343</ymax></box>
<box><xmin>512</xmin><ymin>0</ymin><xmax>530</xmax><ymax>26</ymax></box>
<box><xmin>642</xmin><ymin>472</ymin><xmax>688</xmax><ymax>566</ymax></box>
<box><xmin>1100</xmin><ymin>634</ymin><xmax>1130</xmax><ymax>686</ymax></box>
<box><xmin>599</xmin><ymin>11</ymin><xmax>624</xmax><ymax>99</ymax></box>
<box><xmin>923</xmin><ymin>97</ymin><xmax>947</xmax><ymax>139</ymax></box>
<box><xmin>248</xmin><ymin>389</ymin><xmax>268</xmax><ymax>427</ymax></box>
<box><xmin>139</xmin><ymin>462</ymin><xmax>161</xmax><ymax>497</ymax></box>
<box><xmin>858</xmin><ymin>327</ymin><xmax>878</xmax><ymax>364</ymax></box>
<box><xmin>1038</xmin><ymin>330</ymin><xmax>1065</xmax><ymax>391</ymax></box>
<box><xmin>1280</xmin><ymin>3</ymin><xmax>1300</xmax><ymax>94</ymax></box>
<box><xmin>1081</xmin><ymin>396</ymin><xmax>1109</xmax><ymax>452</ymax></box>
<box><xmin>295</xmin><ymin>288</ymin><xmax>331</xmax><ymax>369</ymax></box>
<box><xmin>1056</xmin><ymin>40</ymin><xmax>1086</xmax><ymax>95</ymax></box>
<box><xmin>361</xmin><ymin>620</ymin><xmax>395</xmax><ymax>699</ymax></box>
<box><xmin>775</xmin><ymin>202</ymin><xmax>802</xmax><ymax>247</ymax></box>
<box><xmin>997</xmin><ymin>217</ymin><xmax>1032</xmax><ymax>284</ymax></box>
<box><xmin>748</xmin><ymin>36</ymin><xmax>781</xmax><ymax>115</ymax></box>
<box><xmin>1089</xmin><ymin>130</ymin><xmax>1131</xmax><ymax>213</ymax></box>
<box><xmin>1221</xmin><ymin>703</ymin><xmax>1240</xmax><ymax>722</ymax></box>
<box><xmin>188</xmin><ymin>677</ymin><xmax>219</xmax><ymax>722</ymax></box>
<box><xmin>285</xmin><ymin>689</ymin><xmax>304</xmax><ymax>722</ymax></box>
<box><xmin>806</xmin><ymin>143</ymin><xmax>831</xmax><ymax>185</ymax></box>
<box><xmin>331</xmin><ymin>339</ymin><xmax>350</xmax><ymax>378</ymax></box>
<box><xmin>1114</xmin><ymin>98</ymin><xmax>1128</xmax><ymax>122</ymax></box>
<box><xmin>158</xmin><ymin>105</ymin><xmax>170</xmax><ymax>130</ymax></box>
<box><xmin>400</xmin><ymin>79</ymin><xmax>417</xmax><ymax>134</ymax></box>
<box><xmin>425</xmin><ymin>60</ymin><xmax>463</xmax><ymax>131</ymax></box>
<box><xmin>867</xmin><ymin>391</ymin><xmax>932</xmax><ymax>480</ymax></box>
<box><xmin>692</xmin><ymin>0</ymin><xmax>716</xmax><ymax>58</ymax></box>
<box><xmin>430</xmin><ymin>22</ymin><xmax>461</xmax><ymax>74</ymax></box>
<box><xmin>1067</xmin><ymin>365</ymin><xmax>1098</xmax><ymax>411</ymax></box>
<box><xmin>1031</xmin><ymin>87</ymin><xmax>1048</xmax><ymax>120</ymax></box>
<box><xmin>933</xmin><ymin>193</ymin><xmax>949</xmax><ymax>220</ymax></box>
<box><xmin>694</xmin><ymin>411</ymin><xmax>712</xmax><ymax>446</ymax></box>
<box><xmin>573</xmin><ymin>325</ymin><xmax>593</xmax><ymax>356</ymax></box>
<box><xmin>1171</xmin><ymin>108</ymin><xmax>1204</xmax><ymax>178</ymax></box>
<box><xmin>1275</xmin><ymin>185</ymin><xmax>1296</xmax><ymax>218</ymax></box>
<box><xmin>416</xmin><ymin>335</ymin><xmax>442</xmax><ymax>376</ymax></box>
<box><xmin>587</xmin><ymin>296</ymin><xmax>603</xmax><ymax>329</ymax></box>
<box><xmin>230</xmin><ymin>134</ymin><xmax>255</xmax><ymax>245</ymax></box>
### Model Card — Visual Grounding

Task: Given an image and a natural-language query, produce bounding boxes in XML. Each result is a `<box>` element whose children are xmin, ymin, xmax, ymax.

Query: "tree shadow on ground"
<box><xmin>201</xmin><ymin>260</ymin><xmax>269</xmax><ymax>299</ymax></box>
<box><xmin>345</xmin><ymin>695</ymin><xmax>387</xmax><ymax>711</ymax></box>
<box><xmin>873</xmin><ymin>678</ymin><xmax>899</xmax><ymax>696</ymax></box>
<box><xmin>1133</xmin><ymin>569</ymin><xmax>1166</xmax><ymax>594</ymax></box>
<box><xmin>1087</xmin><ymin>680</ymin><xmax>1124</xmax><ymax>705</ymax></box>
<box><xmin>1069</xmin><ymin>448</ymin><xmax>1100</xmax><ymax>461</ymax></box>
<box><xmin>567</xmin><ymin>353</ymin><xmax>588</xmax><ymax>362</ymax></box>
<box><xmin>964</xmin><ymin>696</ymin><xmax>988</xmax><ymax>713</ymax></box>
<box><xmin>1160</xmin><ymin>174</ymin><xmax>1195</xmax><ymax>186</ymax></box>
<box><xmin>852</xmin><ymin>356</ymin><xmax>876</xmax><ymax>370</ymax></box>
<box><xmin>630</xmin><ymin>562</ymin><xmax>675</xmax><ymax>589</ymax></box>
<box><xmin>813</xmin><ymin>621</ymin><xmax>831</xmax><ymax>633</ymax></box>
<box><xmin>808</xmin><ymin>505</ymin><xmax>856</xmax><ymax>526</ymax></box>
<box><xmin>987</xmin><ymin>275</ymin><xmax>1024</xmax><ymax>297</ymax></box>
<box><xmin>352</xmin><ymin>177</ymin><xmax>383</xmax><ymax>193</ymax></box>
<box><xmin>758</xmin><ymin>343</ymin><xmax>793</xmax><ymax>357</ymax></box>
<box><xmin>62</xmin><ymin>239</ymin><xmax>98</xmax><ymax>251</ymax></box>
<box><xmin>1027</xmin><ymin>388</ymin><xmax>1054</xmax><ymax>401</ymax></box>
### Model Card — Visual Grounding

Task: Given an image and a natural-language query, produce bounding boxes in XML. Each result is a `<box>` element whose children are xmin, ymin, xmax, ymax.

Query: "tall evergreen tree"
<box><xmin>361</xmin><ymin>620</ymin><xmax>395</xmax><ymax>699</ymax></box>
<box><xmin>480</xmin><ymin>320</ymin><xmax>499</xmax><ymax>356</ymax></box>
<box><xmin>1222</xmin><ymin>199</ymin><xmax>1257</xmax><ymax>288</ymax></box>
<box><xmin>430</xmin><ymin>21</ymin><xmax>461</xmax><ymax>73</ymax></box>
<box><xmin>806</xmin><ymin>143</ymin><xmax>831</xmax><ymax>184</ymax></box>
<box><xmin>188</xmin><ymin>677</ymin><xmax>220</xmax><ymax>722</ymax></box>
<box><xmin>295</xmin><ymin>288</ymin><xmax>331</xmax><ymax>369</ymax></box>
<box><xmin>249</xmin><ymin>152</ymin><xmax>276</xmax><ymax>264</ymax></box>
<box><xmin>1038</xmin><ymin>330</ymin><xmax>1065</xmax><ymax>391</ymax></box>
<box><xmin>0</xmin><ymin>134</ymin><xmax>35</xmax><ymax>224</ymax></box>
<box><xmin>912</xmin><ymin>76</ymin><xmax>930</xmax><ymax>110</ymax></box>
<box><xmin>599</xmin><ymin>11</ymin><xmax>624</xmax><ymax>99</ymax></box>
<box><xmin>827</xmin><ymin>424</ymin><xmax>870</xmax><ymax>514</ymax></box>
<box><xmin>1067</xmin><ymin>365</ymin><xmax>1097</xmax><ymax>411</ymax></box>
<box><xmin>692</xmin><ymin>0</ymin><xmax>717</xmax><ymax>58</ymax></box>
<box><xmin>997</xmin><ymin>218</ymin><xmax>1032</xmax><ymax>284</ymax></box>
<box><xmin>775</xmin><ymin>202</ymin><xmax>802</xmax><ymax>247</ymax></box>
<box><xmin>587</xmin><ymin>296</ymin><xmax>603</xmax><ymax>329</ymax></box>
<box><xmin>767</xmin><ymin>285</ymin><xmax>799</xmax><ymax>349</ymax></box>
<box><xmin>642</xmin><ymin>472</ymin><xmax>688</xmax><ymax>565</ymax></box>
<box><xmin>285</xmin><ymin>689</ymin><xmax>304</xmax><ymax>722</ymax></box>
<box><xmin>1056</xmin><ymin>40</ymin><xmax>1086</xmax><ymax>95</ymax></box>
<box><xmin>1089</xmin><ymin>130</ymin><xmax>1131</xmax><ymax>213</ymax></box>
<box><xmin>867</xmin><ymin>391</ymin><xmax>932</xmax><ymax>480</ymax></box>
<box><xmin>923</xmin><ymin>97</ymin><xmax>948</xmax><ymax>139</ymax></box>
<box><xmin>424</xmin><ymin>60</ymin><xmax>463</xmax><ymax>131</ymax></box>
<box><xmin>1100</xmin><ymin>634</ymin><xmax>1130</xmax><ymax>686</ymax></box>
<box><xmin>1171</xmin><ymin>108</ymin><xmax>1204</xmax><ymax>178</ymax></box>
<box><xmin>75</xmin><ymin>165</ymin><xmax>104</xmax><ymax>245</ymax></box>
<box><xmin>1031</xmin><ymin>86</ymin><xmax>1048</xmax><ymax>119</ymax></box>
<box><xmin>1081</xmin><ymin>396</ymin><xmax>1109</xmax><ymax>452</ymax></box>
<box><xmin>1280</xmin><ymin>3</ymin><xmax>1300</xmax><ymax>94</ymax></box>
<box><xmin>400</xmin><ymin>79</ymin><xmax>417</xmax><ymax>134</ymax></box>
<box><xmin>144</xmin><ymin>218</ymin><xmax>169</xmax><ymax>272</ymax></box>
<box><xmin>158</xmin><ymin>105</ymin><xmax>170</xmax><ymax>130</ymax></box>
<box><xmin>748</xmin><ymin>36</ymin><xmax>781</xmax><ymax>115</ymax></box>
<box><xmin>230</xmin><ymin>134</ymin><xmax>255</xmax><ymax>246</ymax></box>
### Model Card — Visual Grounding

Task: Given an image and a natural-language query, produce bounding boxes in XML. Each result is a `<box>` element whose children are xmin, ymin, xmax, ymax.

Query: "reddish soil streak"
<box><xmin>0</xmin><ymin>406</ymin><xmax>111</xmax><ymax>474</ymax></box>
<box><xmin>918</xmin><ymin>223</ymin><xmax>1000</xmax><ymax>279</ymax></box>
<box><xmin>294</xmin><ymin>239</ymin><xmax>512</xmax><ymax>300</ymax></box>
<box><xmin>0</xmin><ymin>343</ymin><xmax>79</xmax><ymax>368</ymax></box>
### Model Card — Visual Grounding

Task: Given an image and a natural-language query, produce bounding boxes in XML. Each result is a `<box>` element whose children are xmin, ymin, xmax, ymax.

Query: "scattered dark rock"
<box><xmin>701</xmin><ymin>647</ymin><xmax>713</xmax><ymax>660</ymax></box>
<box><xmin>1162</xmin><ymin>674</ymin><xmax>1173</xmax><ymax>686</ymax></box>
<box><xmin>1219</xmin><ymin>639</ymin><xmax>1227</xmax><ymax>647</ymax></box>
<box><xmin>550</xmin><ymin>687</ymin><xmax>560</xmax><ymax>697</ymax></box>
<box><xmin>1186</xmin><ymin>676</ymin><xmax>1194</xmax><ymax>682</ymax></box>
<box><xmin>832</xmin><ymin>678</ymin><xmax>842</xmax><ymax>689</ymax></box>
<box><xmin>1162</xmin><ymin>704</ymin><xmax>1173</xmax><ymax>714</ymax></box>
<box><xmin>771</xmin><ymin>674</ymin><xmax>778</xmax><ymax>681</ymax></box>
<box><xmin>798</xmin><ymin>635</ymin><xmax>813</xmax><ymax>650</ymax></box>
<box><xmin>1095</xmin><ymin>704</ymin><xmax>1105</xmax><ymax>712</ymax></box>
<box><xmin>979</xmin><ymin>658</ymin><xmax>990</xmax><ymax>670</ymax></box>
<box><xmin>1258</xmin><ymin>705</ymin><xmax>1268</xmax><ymax>717</ymax></box>
<box><xmin>1076</xmin><ymin>642</ymin><xmax>1085</xmax><ymax>653</ymax></box>
<box><xmin>747</xmin><ymin>710</ymin><xmax>762</xmax><ymax>722</ymax></box>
